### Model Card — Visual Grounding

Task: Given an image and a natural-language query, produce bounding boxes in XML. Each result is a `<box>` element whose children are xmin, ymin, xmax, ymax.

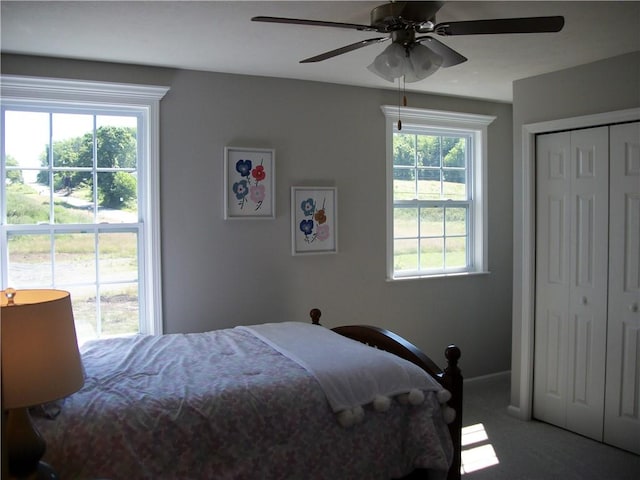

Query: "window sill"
<box><xmin>387</xmin><ymin>270</ymin><xmax>491</xmax><ymax>282</ymax></box>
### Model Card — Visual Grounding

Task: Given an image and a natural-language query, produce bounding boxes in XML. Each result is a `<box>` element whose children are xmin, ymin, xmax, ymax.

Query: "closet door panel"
<box><xmin>534</xmin><ymin>131</ymin><xmax>571</xmax><ymax>426</ymax></box>
<box><xmin>605</xmin><ymin>121</ymin><xmax>640</xmax><ymax>454</ymax></box>
<box><xmin>566</xmin><ymin>127</ymin><xmax>609</xmax><ymax>440</ymax></box>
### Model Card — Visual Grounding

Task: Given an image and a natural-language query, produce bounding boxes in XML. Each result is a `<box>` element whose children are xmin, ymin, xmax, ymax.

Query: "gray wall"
<box><xmin>510</xmin><ymin>51</ymin><xmax>640</xmax><ymax>410</ymax></box>
<box><xmin>2</xmin><ymin>54</ymin><xmax>514</xmax><ymax>378</ymax></box>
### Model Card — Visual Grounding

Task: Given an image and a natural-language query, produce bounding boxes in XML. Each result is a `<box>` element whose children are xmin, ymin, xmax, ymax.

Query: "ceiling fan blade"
<box><xmin>415</xmin><ymin>36</ymin><xmax>467</xmax><ymax>67</ymax></box>
<box><xmin>251</xmin><ymin>16</ymin><xmax>377</xmax><ymax>32</ymax></box>
<box><xmin>300</xmin><ymin>37</ymin><xmax>388</xmax><ymax>63</ymax></box>
<box><xmin>435</xmin><ymin>16</ymin><xmax>565</xmax><ymax>36</ymax></box>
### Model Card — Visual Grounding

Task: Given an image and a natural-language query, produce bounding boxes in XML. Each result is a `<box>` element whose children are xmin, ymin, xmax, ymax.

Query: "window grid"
<box><xmin>381</xmin><ymin>105</ymin><xmax>496</xmax><ymax>280</ymax></box>
<box><xmin>1</xmin><ymin>76</ymin><xmax>167</xmax><ymax>343</ymax></box>
<box><xmin>392</xmin><ymin>129</ymin><xmax>472</xmax><ymax>276</ymax></box>
<box><xmin>2</xmin><ymin>106</ymin><xmax>143</xmax><ymax>342</ymax></box>
<box><xmin>393</xmin><ymin>201</ymin><xmax>471</xmax><ymax>274</ymax></box>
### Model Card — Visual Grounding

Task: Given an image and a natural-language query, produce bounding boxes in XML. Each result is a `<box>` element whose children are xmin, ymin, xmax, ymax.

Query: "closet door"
<box><xmin>534</xmin><ymin>131</ymin><xmax>571</xmax><ymax>428</ymax></box>
<box><xmin>565</xmin><ymin>127</ymin><xmax>609</xmax><ymax>440</ymax></box>
<box><xmin>604</xmin><ymin>121</ymin><xmax>640</xmax><ymax>455</ymax></box>
<box><xmin>534</xmin><ymin>126</ymin><xmax>609</xmax><ymax>441</ymax></box>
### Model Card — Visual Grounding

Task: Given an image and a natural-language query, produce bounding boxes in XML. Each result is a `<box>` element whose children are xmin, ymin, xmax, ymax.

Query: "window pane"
<box><xmin>417</xmin><ymin>168</ymin><xmax>441</xmax><ymax>200</ymax></box>
<box><xmin>442</xmin><ymin>136</ymin><xmax>466</xmax><ymax>168</ymax></box>
<box><xmin>446</xmin><ymin>208</ymin><xmax>467</xmax><ymax>235</ymax></box>
<box><xmin>420</xmin><ymin>238</ymin><xmax>444</xmax><ymax>270</ymax></box>
<box><xmin>100</xmin><ymin>283</ymin><xmax>139</xmax><ymax>336</ymax></box>
<box><xmin>99</xmin><ymin>232</ymin><xmax>138</xmax><ymax>282</ymax></box>
<box><xmin>446</xmin><ymin>237</ymin><xmax>467</xmax><ymax>268</ymax></box>
<box><xmin>417</xmin><ymin>135</ymin><xmax>441</xmax><ymax>167</ymax></box>
<box><xmin>394</xmin><ymin>207</ymin><xmax>418</xmax><ymax>238</ymax></box>
<box><xmin>97</xmin><ymin>171</ymin><xmax>138</xmax><ymax>223</ymax></box>
<box><xmin>393</xmin><ymin>167</ymin><xmax>416</xmax><ymax>200</ymax></box>
<box><xmin>394</xmin><ymin>238</ymin><xmax>418</xmax><ymax>272</ymax></box>
<box><xmin>54</xmin><ymin>232</ymin><xmax>96</xmax><ymax>285</ymax></box>
<box><xmin>4</xmin><ymin>111</ymin><xmax>50</xmax><ymax>171</ymax></box>
<box><xmin>443</xmin><ymin>168</ymin><xmax>466</xmax><ymax>200</ymax></box>
<box><xmin>421</xmin><ymin>207</ymin><xmax>444</xmax><ymax>236</ymax></box>
<box><xmin>54</xmin><ymin>177</ymin><xmax>95</xmax><ymax>225</ymax></box>
<box><xmin>7</xmin><ymin>233</ymin><xmax>52</xmax><ymax>286</ymax></box>
<box><xmin>393</xmin><ymin>133</ymin><xmax>416</xmax><ymax>166</ymax></box>
<box><xmin>52</xmin><ymin>113</ymin><xmax>93</xmax><ymax>167</ymax></box>
<box><xmin>5</xmin><ymin>176</ymin><xmax>51</xmax><ymax>225</ymax></box>
<box><xmin>53</xmin><ymin>189</ymin><xmax>93</xmax><ymax>224</ymax></box>
<box><xmin>96</xmin><ymin>115</ymin><xmax>138</xmax><ymax>167</ymax></box>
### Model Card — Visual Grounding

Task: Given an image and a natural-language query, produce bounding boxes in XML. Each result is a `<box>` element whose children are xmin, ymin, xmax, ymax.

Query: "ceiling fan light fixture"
<box><xmin>406</xmin><ymin>44</ymin><xmax>443</xmax><ymax>82</ymax></box>
<box><xmin>367</xmin><ymin>42</ymin><xmax>442</xmax><ymax>83</ymax></box>
<box><xmin>367</xmin><ymin>42</ymin><xmax>406</xmax><ymax>82</ymax></box>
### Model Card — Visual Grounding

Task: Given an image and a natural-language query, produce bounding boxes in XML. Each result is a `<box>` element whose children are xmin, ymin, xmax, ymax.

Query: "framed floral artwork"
<box><xmin>291</xmin><ymin>187</ymin><xmax>337</xmax><ymax>255</ymax></box>
<box><xmin>224</xmin><ymin>147</ymin><xmax>275</xmax><ymax>219</ymax></box>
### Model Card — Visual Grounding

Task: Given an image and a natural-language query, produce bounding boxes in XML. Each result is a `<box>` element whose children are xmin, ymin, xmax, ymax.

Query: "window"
<box><xmin>1</xmin><ymin>76</ymin><xmax>169</xmax><ymax>344</ymax></box>
<box><xmin>383</xmin><ymin>106</ymin><xmax>495</xmax><ymax>279</ymax></box>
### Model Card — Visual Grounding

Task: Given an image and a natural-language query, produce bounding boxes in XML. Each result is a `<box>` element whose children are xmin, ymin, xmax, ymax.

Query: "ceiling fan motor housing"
<box><xmin>370</xmin><ymin>1</ymin><xmax>443</xmax><ymax>32</ymax></box>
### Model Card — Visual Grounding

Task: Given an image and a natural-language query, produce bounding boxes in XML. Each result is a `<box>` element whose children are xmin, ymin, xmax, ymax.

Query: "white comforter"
<box><xmin>240</xmin><ymin>322</ymin><xmax>446</xmax><ymax>412</ymax></box>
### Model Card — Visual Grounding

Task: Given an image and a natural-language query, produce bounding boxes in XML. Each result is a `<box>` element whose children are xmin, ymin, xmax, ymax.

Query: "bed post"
<box><xmin>310</xmin><ymin>308</ymin><xmax>322</xmax><ymax>325</ymax></box>
<box><xmin>442</xmin><ymin>345</ymin><xmax>462</xmax><ymax>480</ymax></box>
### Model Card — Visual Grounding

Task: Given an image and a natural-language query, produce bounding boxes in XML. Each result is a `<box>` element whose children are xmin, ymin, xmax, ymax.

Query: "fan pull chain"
<box><xmin>403</xmin><ymin>76</ymin><xmax>408</xmax><ymax>107</ymax></box>
<box><xmin>397</xmin><ymin>76</ymin><xmax>408</xmax><ymax>131</ymax></box>
<box><xmin>397</xmin><ymin>78</ymin><xmax>401</xmax><ymax>131</ymax></box>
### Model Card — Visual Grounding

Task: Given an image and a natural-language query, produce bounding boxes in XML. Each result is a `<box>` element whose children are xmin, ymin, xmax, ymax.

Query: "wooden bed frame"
<box><xmin>309</xmin><ymin>308</ymin><xmax>462</xmax><ymax>480</ymax></box>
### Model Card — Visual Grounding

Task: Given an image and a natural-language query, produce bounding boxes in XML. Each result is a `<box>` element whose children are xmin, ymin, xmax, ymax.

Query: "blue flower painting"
<box><xmin>292</xmin><ymin>188</ymin><xmax>336</xmax><ymax>254</ymax></box>
<box><xmin>298</xmin><ymin>196</ymin><xmax>330</xmax><ymax>245</ymax></box>
<box><xmin>231</xmin><ymin>158</ymin><xmax>268</xmax><ymax>211</ymax></box>
<box><xmin>225</xmin><ymin>148</ymin><xmax>275</xmax><ymax>219</ymax></box>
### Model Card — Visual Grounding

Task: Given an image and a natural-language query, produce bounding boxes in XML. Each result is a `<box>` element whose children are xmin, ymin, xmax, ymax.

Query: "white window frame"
<box><xmin>382</xmin><ymin>105</ymin><xmax>495</xmax><ymax>280</ymax></box>
<box><xmin>1</xmin><ymin>75</ymin><xmax>169</xmax><ymax>336</ymax></box>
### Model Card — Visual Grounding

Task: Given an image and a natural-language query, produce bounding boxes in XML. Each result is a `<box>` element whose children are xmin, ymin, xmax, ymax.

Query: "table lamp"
<box><xmin>1</xmin><ymin>288</ymin><xmax>85</xmax><ymax>479</ymax></box>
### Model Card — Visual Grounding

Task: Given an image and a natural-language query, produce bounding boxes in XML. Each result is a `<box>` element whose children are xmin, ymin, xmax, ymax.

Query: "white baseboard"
<box><xmin>464</xmin><ymin>370</ymin><xmax>511</xmax><ymax>385</ymax></box>
<box><xmin>507</xmin><ymin>405</ymin><xmax>523</xmax><ymax>418</ymax></box>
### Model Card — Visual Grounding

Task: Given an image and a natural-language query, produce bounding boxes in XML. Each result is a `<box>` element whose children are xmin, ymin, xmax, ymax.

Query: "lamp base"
<box><xmin>7</xmin><ymin>462</ymin><xmax>58</xmax><ymax>480</ymax></box>
<box><xmin>11</xmin><ymin>462</ymin><xmax>59</xmax><ymax>480</ymax></box>
<box><xmin>6</xmin><ymin>408</ymin><xmax>58</xmax><ymax>480</ymax></box>
<box><xmin>34</xmin><ymin>462</ymin><xmax>59</xmax><ymax>480</ymax></box>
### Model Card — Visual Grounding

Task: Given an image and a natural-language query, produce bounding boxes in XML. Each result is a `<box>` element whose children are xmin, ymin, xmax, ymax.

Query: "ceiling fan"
<box><xmin>252</xmin><ymin>1</ymin><xmax>565</xmax><ymax>82</ymax></box>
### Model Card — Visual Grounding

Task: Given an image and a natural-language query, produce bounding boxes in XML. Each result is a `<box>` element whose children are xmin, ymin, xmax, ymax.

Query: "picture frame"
<box><xmin>291</xmin><ymin>186</ymin><xmax>338</xmax><ymax>255</ymax></box>
<box><xmin>224</xmin><ymin>146</ymin><xmax>275</xmax><ymax>219</ymax></box>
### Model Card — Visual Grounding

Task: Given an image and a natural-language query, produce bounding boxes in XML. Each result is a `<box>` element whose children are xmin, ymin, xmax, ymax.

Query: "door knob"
<box><xmin>630</xmin><ymin>303</ymin><xmax>639</xmax><ymax>313</ymax></box>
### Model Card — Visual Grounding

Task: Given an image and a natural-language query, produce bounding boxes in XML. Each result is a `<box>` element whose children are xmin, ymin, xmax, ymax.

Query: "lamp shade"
<box><xmin>1</xmin><ymin>289</ymin><xmax>84</xmax><ymax>409</ymax></box>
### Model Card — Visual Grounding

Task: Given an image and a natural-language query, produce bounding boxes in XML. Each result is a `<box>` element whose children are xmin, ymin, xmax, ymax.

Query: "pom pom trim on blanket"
<box><xmin>337</xmin><ymin>387</ymin><xmax>455</xmax><ymax>428</ymax></box>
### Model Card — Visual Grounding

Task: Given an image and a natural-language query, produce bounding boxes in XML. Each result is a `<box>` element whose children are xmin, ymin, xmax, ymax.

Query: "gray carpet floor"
<box><xmin>461</xmin><ymin>373</ymin><xmax>640</xmax><ymax>480</ymax></box>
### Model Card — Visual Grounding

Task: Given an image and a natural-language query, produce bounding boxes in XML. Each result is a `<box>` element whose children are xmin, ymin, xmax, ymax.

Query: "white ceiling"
<box><xmin>2</xmin><ymin>1</ymin><xmax>639</xmax><ymax>102</ymax></box>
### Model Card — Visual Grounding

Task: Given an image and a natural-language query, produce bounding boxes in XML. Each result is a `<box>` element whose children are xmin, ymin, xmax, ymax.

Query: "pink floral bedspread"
<box><xmin>36</xmin><ymin>327</ymin><xmax>452</xmax><ymax>480</ymax></box>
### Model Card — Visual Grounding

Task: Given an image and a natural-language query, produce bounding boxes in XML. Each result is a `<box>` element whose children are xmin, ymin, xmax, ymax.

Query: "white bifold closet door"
<box><xmin>533</xmin><ymin>126</ymin><xmax>609</xmax><ymax>441</ymax></box>
<box><xmin>604</xmin><ymin>122</ymin><xmax>640</xmax><ymax>454</ymax></box>
<box><xmin>534</xmin><ymin>121</ymin><xmax>640</xmax><ymax>455</ymax></box>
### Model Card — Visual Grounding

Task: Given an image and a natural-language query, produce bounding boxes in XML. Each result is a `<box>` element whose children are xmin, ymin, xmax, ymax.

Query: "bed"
<box><xmin>35</xmin><ymin>309</ymin><xmax>463</xmax><ymax>480</ymax></box>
